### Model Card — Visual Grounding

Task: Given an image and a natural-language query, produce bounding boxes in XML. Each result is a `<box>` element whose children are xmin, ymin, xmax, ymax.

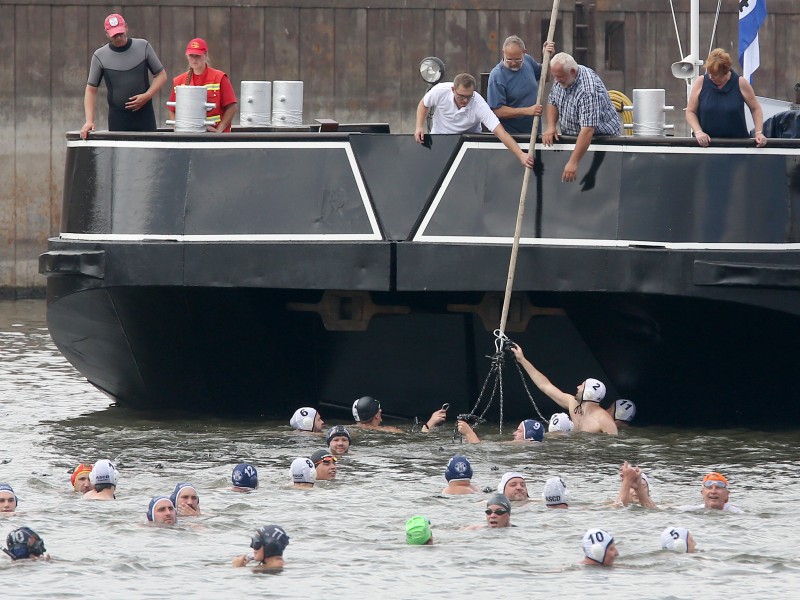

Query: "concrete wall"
<box><xmin>2</xmin><ymin>0</ymin><xmax>798</xmax><ymax>295</ymax></box>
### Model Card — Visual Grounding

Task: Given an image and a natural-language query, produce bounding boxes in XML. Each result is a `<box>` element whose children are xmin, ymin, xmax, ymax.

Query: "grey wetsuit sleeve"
<box><xmin>87</xmin><ymin>53</ymin><xmax>103</xmax><ymax>87</ymax></box>
<box><xmin>146</xmin><ymin>43</ymin><xmax>165</xmax><ymax>75</ymax></box>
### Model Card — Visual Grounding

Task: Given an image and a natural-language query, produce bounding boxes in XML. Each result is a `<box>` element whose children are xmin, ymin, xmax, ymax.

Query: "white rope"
<box><xmin>669</xmin><ymin>0</ymin><xmax>684</xmax><ymax>60</ymax></box>
<box><xmin>708</xmin><ymin>0</ymin><xmax>723</xmax><ymax>57</ymax></box>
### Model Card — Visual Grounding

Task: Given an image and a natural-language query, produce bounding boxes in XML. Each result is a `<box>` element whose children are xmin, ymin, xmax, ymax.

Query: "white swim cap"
<box><xmin>582</xmin><ymin>379</ymin><xmax>606</xmax><ymax>403</ymax></box>
<box><xmin>543</xmin><ymin>476</ymin><xmax>568</xmax><ymax>506</ymax></box>
<box><xmin>289</xmin><ymin>407</ymin><xmax>318</xmax><ymax>431</ymax></box>
<box><xmin>661</xmin><ymin>527</ymin><xmax>689</xmax><ymax>553</ymax></box>
<box><xmin>290</xmin><ymin>457</ymin><xmax>317</xmax><ymax>484</ymax></box>
<box><xmin>497</xmin><ymin>471</ymin><xmax>526</xmax><ymax>495</ymax></box>
<box><xmin>614</xmin><ymin>399</ymin><xmax>636</xmax><ymax>422</ymax></box>
<box><xmin>89</xmin><ymin>459</ymin><xmax>118</xmax><ymax>486</ymax></box>
<box><xmin>582</xmin><ymin>528</ymin><xmax>613</xmax><ymax>563</ymax></box>
<box><xmin>548</xmin><ymin>412</ymin><xmax>574</xmax><ymax>432</ymax></box>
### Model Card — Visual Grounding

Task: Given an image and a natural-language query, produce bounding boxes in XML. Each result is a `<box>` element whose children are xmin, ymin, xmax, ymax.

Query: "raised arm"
<box><xmin>739</xmin><ymin>77</ymin><xmax>767</xmax><ymax>147</ymax></box>
<box><xmin>509</xmin><ymin>344</ymin><xmax>573</xmax><ymax>409</ymax></box>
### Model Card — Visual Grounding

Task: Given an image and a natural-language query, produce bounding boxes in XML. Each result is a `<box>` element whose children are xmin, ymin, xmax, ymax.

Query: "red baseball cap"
<box><xmin>104</xmin><ymin>14</ymin><xmax>126</xmax><ymax>37</ymax></box>
<box><xmin>186</xmin><ymin>38</ymin><xmax>208</xmax><ymax>55</ymax></box>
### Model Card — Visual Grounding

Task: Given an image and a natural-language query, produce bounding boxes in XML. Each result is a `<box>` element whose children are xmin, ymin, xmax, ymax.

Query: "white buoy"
<box><xmin>272</xmin><ymin>81</ymin><xmax>303</xmax><ymax>127</ymax></box>
<box><xmin>624</xmin><ymin>89</ymin><xmax>675</xmax><ymax>136</ymax></box>
<box><xmin>239</xmin><ymin>81</ymin><xmax>272</xmax><ymax>127</ymax></box>
<box><xmin>166</xmin><ymin>86</ymin><xmax>216</xmax><ymax>133</ymax></box>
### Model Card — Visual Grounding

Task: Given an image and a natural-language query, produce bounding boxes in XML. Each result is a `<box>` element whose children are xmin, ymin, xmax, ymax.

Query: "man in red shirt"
<box><xmin>168</xmin><ymin>38</ymin><xmax>238</xmax><ymax>132</ymax></box>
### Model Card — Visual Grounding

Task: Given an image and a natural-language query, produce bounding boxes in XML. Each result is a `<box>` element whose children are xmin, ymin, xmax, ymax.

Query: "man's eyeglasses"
<box><xmin>703</xmin><ymin>480</ymin><xmax>727</xmax><ymax>489</ymax></box>
<box><xmin>485</xmin><ymin>508</ymin><xmax>509</xmax><ymax>516</ymax></box>
<box><xmin>503</xmin><ymin>56</ymin><xmax>524</xmax><ymax>64</ymax></box>
<box><xmin>454</xmin><ymin>92</ymin><xmax>474</xmax><ymax>102</ymax></box>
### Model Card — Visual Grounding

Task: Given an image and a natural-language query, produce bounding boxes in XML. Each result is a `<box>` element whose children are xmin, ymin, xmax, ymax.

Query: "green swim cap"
<box><xmin>405</xmin><ymin>516</ymin><xmax>432</xmax><ymax>545</ymax></box>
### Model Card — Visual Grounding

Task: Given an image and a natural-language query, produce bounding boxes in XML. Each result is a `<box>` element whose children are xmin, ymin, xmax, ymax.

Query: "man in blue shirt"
<box><xmin>487</xmin><ymin>36</ymin><xmax>555</xmax><ymax>135</ymax></box>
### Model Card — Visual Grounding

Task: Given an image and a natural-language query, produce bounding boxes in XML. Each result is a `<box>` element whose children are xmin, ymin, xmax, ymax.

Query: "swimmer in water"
<box><xmin>146</xmin><ymin>496</ymin><xmax>177</xmax><ymax>526</ymax></box>
<box><xmin>2</xmin><ymin>527</ymin><xmax>50</xmax><ymax>561</ymax></box>
<box><xmin>543</xmin><ymin>476</ymin><xmax>569</xmax><ymax>508</ymax></box>
<box><xmin>607</xmin><ymin>399</ymin><xmax>636</xmax><ymax>427</ymax></box>
<box><xmin>547</xmin><ymin>412</ymin><xmax>574</xmax><ymax>434</ymax></box>
<box><xmin>232</xmin><ymin>525</ymin><xmax>289</xmax><ymax>569</ymax></box>
<box><xmin>326</xmin><ymin>425</ymin><xmax>352</xmax><ymax>456</ymax></box>
<box><xmin>0</xmin><ymin>484</ymin><xmax>18</xmax><ymax>514</ymax></box>
<box><xmin>170</xmin><ymin>482</ymin><xmax>201</xmax><ymax>516</ymax></box>
<box><xmin>660</xmin><ymin>526</ymin><xmax>697</xmax><ymax>553</ymax></box>
<box><xmin>465</xmin><ymin>494</ymin><xmax>513</xmax><ymax>529</ymax></box>
<box><xmin>680</xmin><ymin>471</ymin><xmax>743</xmax><ymax>513</ymax></box>
<box><xmin>230</xmin><ymin>463</ymin><xmax>258</xmax><ymax>492</ymax></box>
<box><xmin>405</xmin><ymin>516</ymin><xmax>433</xmax><ymax>545</ymax></box>
<box><xmin>581</xmin><ymin>528</ymin><xmax>618</xmax><ymax>566</ymax></box>
<box><xmin>615</xmin><ymin>461</ymin><xmax>655</xmax><ymax>508</ymax></box>
<box><xmin>82</xmin><ymin>459</ymin><xmax>118</xmax><ymax>500</ymax></box>
<box><xmin>289</xmin><ymin>407</ymin><xmax>325</xmax><ymax>433</ymax></box>
<box><xmin>441</xmin><ymin>454</ymin><xmax>479</xmax><ymax>495</ymax></box>
<box><xmin>456</xmin><ymin>418</ymin><xmax>544</xmax><ymax>444</ymax></box>
<box><xmin>70</xmin><ymin>464</ymin><xmax>93</xmax><ymax>494</ymax></box>
<box><xmin>497</xmin><ymin>472</ymin><xmax>529</xmax><ymax>502</ymax></box>
<box><xmin>508</xmin><ymin>343</ymin><xmax>618</xmax><ymax>435</ymax></box>
<box><xmin>351</xmin><ymin>396</ymin><xmax>447</xmax><ymax>433</ymax></box>
<box><xmin>290</xmin><ymin>457</ymin><xmax>316</xmax><ymax>489</ymax></box>
<box><xmin>310</xmin><ymin>450</ymin><xmax>337</xmax><ymax>481</ymax></box>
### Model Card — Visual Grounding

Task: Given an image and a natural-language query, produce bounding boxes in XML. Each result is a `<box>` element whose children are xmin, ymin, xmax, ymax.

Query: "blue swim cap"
<box><xmin>4</xmin><ymin>527</ymin><xmax>45</xmax><ymax>560</ymax></box>
<box><xmin>0</xmin><ymin>483</ymin><xmax>17</xmax><ymax>508</ymax></box>
<box><xmin>146</xmin><ymin>496</ymin><xmax>175</xmax><ymax>522</ymax></box>
<box><xmin>521</xmin><ymin>419</ymin><xmax>544</xmax><ymax>442</ymax></box>
<box><xmin>444</xmin><ymin>454</ymin><xmax>473</xmax><ymax>482</ymax></box>
<box><xmin>232</xmin><ymin>463</ymin><xmax>258</xmax><ymax>489</ymax></box>
<box><xmin>251</xmin><ymin>525</ymin><xmax>290</xmax><ymax>558</ymax></box>
<box><xmin>170</xmin><ymin>482</ymin><xmax>199</xmax><ymax>507</ymax></box>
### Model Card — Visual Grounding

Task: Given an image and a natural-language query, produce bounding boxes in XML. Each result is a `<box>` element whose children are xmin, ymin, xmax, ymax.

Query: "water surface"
<box><xmin>1</xmin><ymin>300</ymin><xmax>799</xmax><ymax>598</ymax></box>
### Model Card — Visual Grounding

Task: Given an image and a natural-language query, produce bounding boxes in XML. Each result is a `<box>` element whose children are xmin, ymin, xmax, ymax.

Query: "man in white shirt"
<box><xmin>414</xmin><ymin>73</ymin><xmax>534</xmax><ymax>169</ymax></box>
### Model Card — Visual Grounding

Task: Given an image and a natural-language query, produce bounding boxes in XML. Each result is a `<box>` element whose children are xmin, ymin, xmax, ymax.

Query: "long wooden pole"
<box><xmin>498</xmin><ymin>0</ymin><xmax>561</xmax><ymax>337</ymax></box>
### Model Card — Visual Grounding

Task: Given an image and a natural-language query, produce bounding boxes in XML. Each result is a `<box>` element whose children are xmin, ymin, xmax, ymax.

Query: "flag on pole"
<box><xmin>738</xmin><ymin>0</ymin><xmax>767</xmax><ymax>83</ymax></box>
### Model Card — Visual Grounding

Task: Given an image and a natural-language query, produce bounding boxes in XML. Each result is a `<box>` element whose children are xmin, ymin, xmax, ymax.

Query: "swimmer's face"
<box><xmin>313</xmin><ymin>413</ymin><xmax>325</xmax><ymax>433</ymax></box>
<box><xmin>603</xmin><ymin>542</ymin><xmax>619</xmax><ymax>566</ymax></box>
<box><xmin>176</xmin><ymin>487</ymin><xmax>199</xmax><ymax>510</ymax></box>
<box><xmin>0</xmin><ymin>491</ymin><xmax>16</xmax><ymax>512</ymax></box>
<box><xmin>75</xmin><ymin>473</ymin><xmax>93</xmax><ymax>494</ymax></box>
<box><xmin>315</xmin><ymin>458</ymin><xmax>337</xmax><ymax>480</ymax></box>
<box><xmin>329</xmin><ymin>435</ymin><xmax>350</xmax><ymax>455</ymax></box>
<box><xmin>512</xmin><ymin>423</ymin><xmax>525</xmax><ymax>441</ymax></box>
<box><xmin>152</xmin><ymin>501</ymin><xmax>177</xmax><ymax>525</ymax></box>
<box><xmin>253</xmin><ymin>545</ymin><xmax>265</xmax><ymax>563</ymax></box>
<box><xmin>504</xmin><ymin>478</ymin><xmax>529</xmax><ymax>501</ymax></box>
<box><xmin>701</xmin><ymin>481</ymin><xmax>729</xmax><ymax>509</ymax></box>
<box><xmin>485</xmin><ymin>504</ymin><xmax>510</xmax><ymax>528</ymax></box>
<box><xmin>575</xmin><ymin>381</ymin><xmax>585</xmax><ymax>401</ymax></box>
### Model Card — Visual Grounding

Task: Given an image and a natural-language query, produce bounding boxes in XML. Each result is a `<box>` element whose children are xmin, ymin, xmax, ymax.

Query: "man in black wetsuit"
<box><xmin>80</xmin><ymin>13</ymin><xmax>167</xmax><ymax>139</ymax></box>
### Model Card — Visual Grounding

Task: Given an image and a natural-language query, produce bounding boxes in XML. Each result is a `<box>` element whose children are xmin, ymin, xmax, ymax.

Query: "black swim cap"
<box><xmin>326</xmin><ymin>425</ymin><xmax>352</xmax><ymax>446</ymax></box>
<box><xmin>4</xmin><ymin>527</ymin><xmax>45</xmax><ymax>560</ymax></box>
<box><xmin>250</xmin><ymin>525</ymin><xmax>290</xmax><ymax>558</ymax></box>
<box><xmin>352</xmin><ymin>396</ymin><xmax>380</xmax><ymax>422</ymax></box>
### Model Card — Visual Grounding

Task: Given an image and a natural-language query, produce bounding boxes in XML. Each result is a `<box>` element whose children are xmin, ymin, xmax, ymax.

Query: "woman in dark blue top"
<box><xmin>685</xmin><ymin>48</ymin><xmax>767</xmax><ymax>147</ymax></box>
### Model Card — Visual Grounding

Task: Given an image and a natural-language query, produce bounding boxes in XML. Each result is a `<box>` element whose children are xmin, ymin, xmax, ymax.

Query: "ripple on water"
<box><xmin>2</xmin><ymin>300</ymin><xmax>800</xmax><ymax>597</ymax></box>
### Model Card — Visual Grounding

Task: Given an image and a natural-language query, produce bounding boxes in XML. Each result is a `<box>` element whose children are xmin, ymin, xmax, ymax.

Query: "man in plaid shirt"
<box><xmin>543</xmin><ymin>52</ymin><xmax>620</xmax><ymax>183</ymax></box>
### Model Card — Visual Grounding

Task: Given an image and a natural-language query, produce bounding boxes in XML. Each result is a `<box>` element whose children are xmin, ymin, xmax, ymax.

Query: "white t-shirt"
<box><xmin>423</xmin><ymin>82</ymin><xmax>500</xmax><ymax>134</ymax></box>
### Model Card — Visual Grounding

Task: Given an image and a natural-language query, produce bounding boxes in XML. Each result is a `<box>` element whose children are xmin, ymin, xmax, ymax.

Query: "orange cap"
<box><xmin>71</xmin><ymin>464</ymin><xmax>92</xmax><ymax>489</ymax></box>
<box><xmin>702</xmin><ymin>472</ymin><xmax>728</xmax><ymax>486</ymax></box>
